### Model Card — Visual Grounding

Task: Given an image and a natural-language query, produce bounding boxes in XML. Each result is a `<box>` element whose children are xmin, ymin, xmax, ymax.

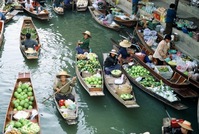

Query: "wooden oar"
<box><xmin>42</xmin><ymin>80</ymin><xmax>72</xmax><ymax>103</ymax></box>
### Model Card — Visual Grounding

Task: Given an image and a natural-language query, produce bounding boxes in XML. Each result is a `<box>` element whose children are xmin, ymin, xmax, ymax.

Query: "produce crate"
<box><xmin>154</xmin><ymin>65</ymin><xmax>173</xmax><ymax>79</ymax></box>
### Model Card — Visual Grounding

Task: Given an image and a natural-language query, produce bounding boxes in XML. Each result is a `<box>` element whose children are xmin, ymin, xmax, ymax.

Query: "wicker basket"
<box><xmin>116</xmin><ymin>84</ymin><xmax>132</xmax><ymax>96</ymax></box>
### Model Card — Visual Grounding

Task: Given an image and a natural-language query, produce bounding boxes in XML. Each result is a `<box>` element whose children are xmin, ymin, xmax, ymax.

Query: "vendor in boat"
<box><xmin>76</xmin><ymin>31</ymin><xmax>91</xmax><ymax>54</ymax></box>
<box><xmin>104</xmin><ymin>49</ymin><xmax>121</xmax><ymax>74</ymax></box>
<box><xmin>173</xmin><ymin>120</ymin><xmax>193</xmax><ymax>134</ymax></box>
<box><xmin>54</xmin><ymin>71</ymin><xmax>76</xmax><ymax>102</ymax></box>
<box><xmin>103</xmin><ymin>10</ymin><xmax>114</xmax><ymax>25</ymax></box>
<box><xmin>32</xmin><ymin>0</ymin><xmax>43</xmax><ymax>14</ymax></box>
<box><xmin>153</xmin><ymin>34</ymin><xmax>171</xmax><ymax>65</ymax></box>
<box><xmin>0</xmin><ymin>12</ymin><xmax>6</xmax><ymax>21</ymax></box>
<box><xmin>118</xmin><ymin>40</ymin><xmax>134</xmax><ymax>64</ymax></box>
<box><xmin>93</xmin><ymin>0</ymin><xmax>106</xmax><ymax>10</ymax></box>
<box><xmin>132</xmin><ymin>0</ymin><xmax>140</xmax><ymax>15</ymax></box>
<box><xmin>164</xmin><ymin>3</ymin><xmax>176</xmax><ymax>35</ymax></box>
<box><xmin>25</xmin><ymin>0</ymin><xmax>34</xmax><ymax>12</ymax></box>
<box><xmin>22</xmin><ymin>33</ymin><xmax>40</xmax><ymax>51</ymax></box>
<box><xmin>53</xmin><ymin>0</ymin><xmax>64</xmax><ymax>8</ymax></box>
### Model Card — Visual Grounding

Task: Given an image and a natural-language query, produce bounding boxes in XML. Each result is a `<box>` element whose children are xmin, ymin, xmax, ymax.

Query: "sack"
<box><xmin>116</xmin><ymin>84</ymin><xmax>132</xmax><ymax>96</ymax></box>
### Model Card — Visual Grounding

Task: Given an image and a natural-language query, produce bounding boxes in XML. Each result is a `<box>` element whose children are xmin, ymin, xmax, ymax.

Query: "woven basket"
<box><xmin>116</xmin><ymin>84</ymin><xmax>132</xmax><ymax>96</ymax></box>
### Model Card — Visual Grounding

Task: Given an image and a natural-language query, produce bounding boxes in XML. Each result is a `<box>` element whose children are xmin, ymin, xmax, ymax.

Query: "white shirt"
<box><xmin>153</xmin><ymin>40</ymin><xmax>170</xmax><ymax>61</ymax></box>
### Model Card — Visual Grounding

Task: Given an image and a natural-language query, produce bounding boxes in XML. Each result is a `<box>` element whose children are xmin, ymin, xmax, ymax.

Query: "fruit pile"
<box><xmin>77</xmin><ymin>58</ymin><xmax>101</xmax><ymax>73</ymax></box>
<box><xmin>5</xmin><ymin>119</ymin><xmax>40</xmax><ymax>134</ymax></box>
<box><xmin>158</xmin><ymin>66</ymin><xmax>169</xmax><ymax>72</ymax></box>
<box><xmin>84</xmin><ymin>75</ymin><xmax>102</xmax><ymax>88</ymax></box>
<box><xmin>139</xmin><ymin>76</ymin><xmax>161</xmax><ymax>87</ymax></box>
<box><xmin>58</xmin><ymin>99</ymin><xmax>77</xmax><ymax>118</ymax></box>
<box><xmin>12</xmin><ymin>82</ymin><xmax>34</xmax><ymax>111</ymax></box>
<box><xmin>126</xmin><ymin>65</ymin><xmax>150</xmax><ymax>78</ymax></box>
<box><xmin>120</xmin><ymin>93</ymin><xmax>133</xmax><ymax>100</ymax></box>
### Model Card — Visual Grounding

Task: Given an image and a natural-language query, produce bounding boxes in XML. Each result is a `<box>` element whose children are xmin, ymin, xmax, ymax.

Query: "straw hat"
<box><xmin>25</xmin><ymin>48</ymin><xmax>36</xmax><ymax>54</ymax></box>
<box><xmin>110</xmin><ymin>49</ymin><xmax>118</xmax><ymax>55</ymax></box>
<box><xmin>56</xmin><ymin>71</ymin><xmax>71</xmax><ymax>78</ymax></box>
<box><xmin>82</xmin><ymin>31</ymin><xmax>91</xmax><ymax>38</ymax></box>
<box><xmin>178</xmin><ymin>120</ymin><xmax>193</xmax><ymax>131</ymax></box>
<box><xmin>119</xmin><ymin>40</ymin><xmax>131</xmax><ymax>48</ymax></box>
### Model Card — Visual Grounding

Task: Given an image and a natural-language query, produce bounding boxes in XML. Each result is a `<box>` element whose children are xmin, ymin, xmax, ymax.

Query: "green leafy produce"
<box><xmin>158</xmin><ymin>67</ymin><xmax>169</xmax><ymax>72</ymax></box>
<box><xmin>84</xmin><ymin>75</ymin><xmax>102</xmax><ymax>87</ymax></box>
<box><xmin>126</xmin><ymin>65</ymin><xmax>150</xmax><ymax>78</ymax></box>
<box><xmin>111</xmin><ymin>70</ymin><xmax>121</xmax><ymax>76</ymax></box>
<box><xmin>77</xmin><ymin>58</ymin><xmax>101</xmax><ymax>73</ymax></box>
<box><xmin>20</xmin><ymin>122</ymin><xmax>40</xmax><ymax>134</ymax></box>
<box><xmin>120</xmin><ymin>93</ymin><xmax>133</xmax><ymax>100</ymax></box>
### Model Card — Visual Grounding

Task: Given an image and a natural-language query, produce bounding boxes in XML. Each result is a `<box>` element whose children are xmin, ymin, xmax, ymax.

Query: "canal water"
<box><xmin>0</xmin><ymin>4</ymin><xmax>198</xmax><ymax>134</ymax></box>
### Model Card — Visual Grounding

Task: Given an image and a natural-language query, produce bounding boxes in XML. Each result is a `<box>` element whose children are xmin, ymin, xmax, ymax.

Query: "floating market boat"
<box><xmin>3</xmin><ymin>72</ymin><xmax>40</xmax><ymax>134</ymax></box>
<box><xmin>53</xmin><ymin>6</ymin><xmax>64</xmax><ymax>15</ymax></box>
<box><xmin>76</xmin><ymin>0</ymin><xmax>88</xmax><ymax>11</ymax></box>
<box><xmin>75</xmin><ymin>53</ymin><xmax>105</xmax><ymax>96</ymax></box>
<box><xmin>0</xmin><ymin>20</ymin><xmax>4</xmax><ymax>48</ymax></box>
<box><xmin>5</xmin><ymin>10</ymin><xmax>21</xmax><ymax>24</ymax></box>
<box><xmin>103</xmin><ymin>53</ymin><xmax>139</xmax><ymax>108</ymax></box>
<box><xmin>22</xmin><ymin>3</ymin><xmax>49</xmax><ymax>20</ymax></box>
<box><xmin>111</xmin><ymin>38</ymin><xmax>198</xmax><ymax>98</ymax></box>
<box><xmin>54</xmin><ymin>78</ymin><xmax>78</xmax><ymax>125</ymax></box>
<box><xmin>20</xmin><ymin>17</ymin><xmax>41</xmax><ymax>60</ymax></box>
<box><xmin>135</xmin><ymin>26</ymin><xmax>199</xmax><ymax>90</ymax></box>
<box><xmin>88</xmin><ymin>6</ymin><xmax>121</xmax><ymax>31</ymax></box>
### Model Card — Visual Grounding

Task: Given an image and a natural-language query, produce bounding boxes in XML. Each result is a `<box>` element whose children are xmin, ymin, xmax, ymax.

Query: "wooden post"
<box><xmin>174</xmin><ymin>0</ymin><xmax>179</xmax><ymax>12</ymax></box>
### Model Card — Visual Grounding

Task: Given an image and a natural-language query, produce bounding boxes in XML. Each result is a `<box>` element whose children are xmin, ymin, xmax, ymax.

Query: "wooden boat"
<box><xmin>76</xmin><ymin>0</ymin><xmax>88</xmax><ymax>11</ymax></box>
<box><xmin>3</xmin><ymin>72</ymin><xmax>40</xmax><ymax>133</ymax></box>
<box><xmin>22</xmin><ymin>4</ymin><xmax>49</xmax><ymax>20</ymax></box>
<box><xmin>198</xmin><ymin>98</ymin><xmax>199</xmax><ymax>128</ymax></box>
<box><xmin>20</xmin><ymin>17</ymin><xmax>41</xmax><ymax>60</ymax></box>
<box><xmin>53</xmin><ymin>6</ymin><xmax>64</xmax><ymax>15</ymax></box>
<box><xmin>54</xmin><ymin>78</ymin><xmax>78</xmax><ymax>125</ymax></box>
<box><xmin>88</xmin><ymin>6</ymin><xmax>121</xmax><ymax>31</ymax></box>
<box><xmin>0</xmin><ymin>20</ymin><xmax>4</xmax><ymax>48</ymax></box>
<box><xmin>103</xmin><ymin>53</ymin><xmax>139</xmax><ymax>108</ymax></box>
<box><xmin>114</xmin><ymin>15</ymin><xmax>137</xmax><ymax>27</ymax></box>
<box><xmin>110</xmin><ymin>38</ymin><xmax>198</xmax><ymax>98</ymax></box>
<box><xmin>135</xmin><ymin>26</ymin><xmax>199</xmax><ymax>90</ymax></box>
<box><xmin>75</xmin><ymin>53</ymin><xmax>105</xmax><ymax>96</ymax></box>
<box><xmin>5</xmin><ymin>10</ymin><xmax>21</xmax><ymax>24</ymax></box>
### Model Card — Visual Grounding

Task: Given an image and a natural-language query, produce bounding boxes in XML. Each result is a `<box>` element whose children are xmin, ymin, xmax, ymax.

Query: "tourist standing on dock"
<box><xmin>164</xmin><ymin>3</ymin><xmax>176</xmax><ymax>35</ymax></box>
<box><xmin>132</xmin><ymin>0</ymin><xmax>139</xmax><ymax>15</ymax></box>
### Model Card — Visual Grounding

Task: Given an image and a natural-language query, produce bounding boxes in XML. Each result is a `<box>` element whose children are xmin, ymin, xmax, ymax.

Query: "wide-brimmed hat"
<box><xmin>25</xmin><ymin>48</ymin><xmax>36</xmax><ymax>54</ymax></box>
<box><xmin>82</xmin><ymin>31</ymin><xmax>91</xmax><ymax>38</ymax></box>
<box><xmin>56</xmin><ymin>71</ymin><xmax>71</xmax><ymax>78</ymax></box>
<box><xmin>110</xmin><ymin>49</ymin><xmax>118</xmax><ymax>55</ymax></box>
<box><xmin>119</xmin><ymin>40</ymin><xmax>131</xmax><ymax>48</ymax></box>
<box><xmin>178</xmin><ymin>120</ymin><xmax>193</xmax><ymax>131</ymax></box>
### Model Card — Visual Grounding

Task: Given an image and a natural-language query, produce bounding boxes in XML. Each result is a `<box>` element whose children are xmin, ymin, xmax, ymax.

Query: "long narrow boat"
<box><xmin>135</xmin><ymin>25</ymin><xmax>199</xmax><ymax>89</ymax></box>
<box><xmin>20</xmin><ymin>17</ymin><xmax>41</xmax><ymax>60</ymax></box>
<box><xmin>88</xmin><ymin>6</ymin><xmax>121</xmax><ymax>31</ymax></box>
<box><xmin>3</xmin><ymin>72</ymin><xmax>40</xmax><ymax>133</ymax></box>
<box><xmin>114</xmin><ymin>15</ymin><xmax>137</xmax><ymax>27</ymax></box>
<box><xmin>111</xmin><ymin>38</ymin><xmax>198</xmax><ymax>98</ymax></box>
<box><xmin>103</xmin><ymin>53</ymin><xmax>139</xmax><ymax>108</ymax></box>
<box><xmin>22</xmin><ymin>4</ymin><xmax>49</xmax><ymax>20</ymax></box>
<box><xmin>76</xmin><ymin>0</ymin><xmax>88</xmax><ymax>11</ymax></box>
<box><xmin>52</xmin><ymin>6</ymin><xmax>64</xmax><ymax>15</ymax></box>
<box><xmin>5</xmin><ymin>10</ymin><xmax>21</xmax><ymax>24</ymax></box>
<box><xmin>75</xmin><ymin>53</ymin><xmax>105</xmax><ymax>96</ymax></box>
<box><xmin>0</xmin><ymin>20</ymin><xmax>4</xmax><ymax>48</ymax></box>
<box><xmin>54</xmin><ymin>78</ymin><xmax>78</xmax><ymax>125</ymax></box>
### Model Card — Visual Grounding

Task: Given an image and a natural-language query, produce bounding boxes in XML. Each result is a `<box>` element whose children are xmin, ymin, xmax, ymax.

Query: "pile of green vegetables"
<box><xmin>21</xmin><ymin>28</ymin><xmax>37</xmax><ymax>40</ymax></box>
<box><xmin>12</xmin><ymin>82</ymin><xmax>34</xmax><ymax>111</ymax></box>
<box><xmin>126</xmin><ymin>65</ymin><xmax>150</xmax><ymax>78</ymax></box>
<box><xmin>158</xmin><ymin>67</ymin><xmax>169</xmax><ymax>72</ymax></box>
<box><xmin>77</xmin><ymin>59</ymin><xmax>101</xmax><ymax>73</ymax></box>
<box><xmin>5</xmin><ymin>118</ymin><xmax>40</xmax><ymax>134</ymax></box>
<box><xmin>3</xmin><ymin>4</ymin><xmax>12</xmax><ymax>11</ymax></box>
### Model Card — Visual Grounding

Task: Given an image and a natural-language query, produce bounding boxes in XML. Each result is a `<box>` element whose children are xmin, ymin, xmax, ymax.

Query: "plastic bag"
<box><xmin>176</xmin><ymin>58</ymin><xmax>187</xmax><ymax>72</ymax></box>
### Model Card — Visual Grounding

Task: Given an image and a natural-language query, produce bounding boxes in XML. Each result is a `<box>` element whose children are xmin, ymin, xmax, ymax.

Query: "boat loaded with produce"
<box><xmin>88</xmin><ymin>6</ymin><xmax>121</xmax><ymax>31</ymax></box>
<box><xmin>135</xmin><ymin>25</ymin><xmax>199</xmax><ymax>89</ymax></box>
<box><xmin>53</xmin><ymin>79</ymin><xmax>78</xmax><ymax>125</ymax></box>
<box><xmin>20</xmin><ymin>17</ymin><xmax>41</xmax><ymax>60</ymax></box>
<box><xmin>3</xmin><ymin>72</ymin><xmax>40</xmax><ymax>134</ymax></box>
<box><xmin>75</xmin><ymin>52</ymin><xmax>104</xmax><ymax>96</ymax></box>
<box><xmin>103</xmin><ymin>53</ymin><xmax>139</xmax><ymax>108</ymax></box>
<box><xmin>111</xmin><ymin>38</ymin><xmax>198</xmax><ymax>98</ymax></box>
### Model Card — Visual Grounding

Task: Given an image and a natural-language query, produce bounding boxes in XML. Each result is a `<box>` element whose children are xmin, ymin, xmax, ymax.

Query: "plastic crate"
<box><xmin>154</xmin><ymin>65</ymin><xmax>174</xmax><ymax>79</ymax></box>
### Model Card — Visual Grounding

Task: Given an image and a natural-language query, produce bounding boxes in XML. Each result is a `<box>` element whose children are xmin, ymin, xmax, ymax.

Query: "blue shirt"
<box><xmin>132</xmin><ymin>0</ymin><xmax>139</xmax><ymax>4</ymax></box>
<box><xmin>118</xmin><ymin>47</ymin><xmax>129</xmax><ymax>59</ymax></box>
<box><xmin>0</xmin><ymin>12</ymin><xmax>6</xmax><ymax>21</ymax></box>
<box><xmin>165</xmin><ymin>8</ymin><xmax>176</xmax><ymax>23</ymax></box>
<box><xmin>22</xmin><ymin>39</ymin><xmax>38</xmax><ymax>49</ymax></box>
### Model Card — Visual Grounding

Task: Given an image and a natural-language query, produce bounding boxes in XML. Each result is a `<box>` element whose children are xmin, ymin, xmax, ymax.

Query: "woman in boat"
<box><xmin>104</xmin><ymin>49</ymin><xmax>121</xmax><ymax>74</ymax></box>
<box><xmin>32</xmin><ymin>0</ymin><xmax>43</xmax><ymax>14</ymax></box>
<box><xmin>103</xmin><ymin>10</ymin><xmax>114</xmax><ymax>25</ymax></box>
<box><xmin>22</xmin><ymin>33</ymin><xmax>40</xmax><ymax>50</ymax></box>
<box><xmin>173</xmin><ymin>120</ymin><xmax>193</xmax><ymax>134</ymax></box>
<box><xmin>164</xmin><ymin>3</ymin><xmax>176</xmax><ymax>35</ymax></box>
<box><xmin>25</xmin><ymin>0</ymin><xmax>34</xmax><ymax>12</ymax></box>
<box><xmin>118</xmin><ymin>40</ymin><xmax>134</xmax><ymax>64</ymax></box>
<box><xmin>153</xmin><ymin>34</ymin><xmax>171</xmax><ymax>65</ymax></box>
<box><xmin>76</xmin><ymin>31</ymin><xmax>91</xmax><ymax>54</ymax></box>
<box><xmin>54</xmin><ymin>71</ymin><xmax>76</xmax><ymax>102</ymax></box>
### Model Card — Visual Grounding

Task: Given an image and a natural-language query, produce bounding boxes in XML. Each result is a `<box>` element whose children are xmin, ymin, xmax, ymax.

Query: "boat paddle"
<box><xmin>42</xmin><ymin>80</ymin><xmax>72</xmax><ymax>103</ymax></box>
